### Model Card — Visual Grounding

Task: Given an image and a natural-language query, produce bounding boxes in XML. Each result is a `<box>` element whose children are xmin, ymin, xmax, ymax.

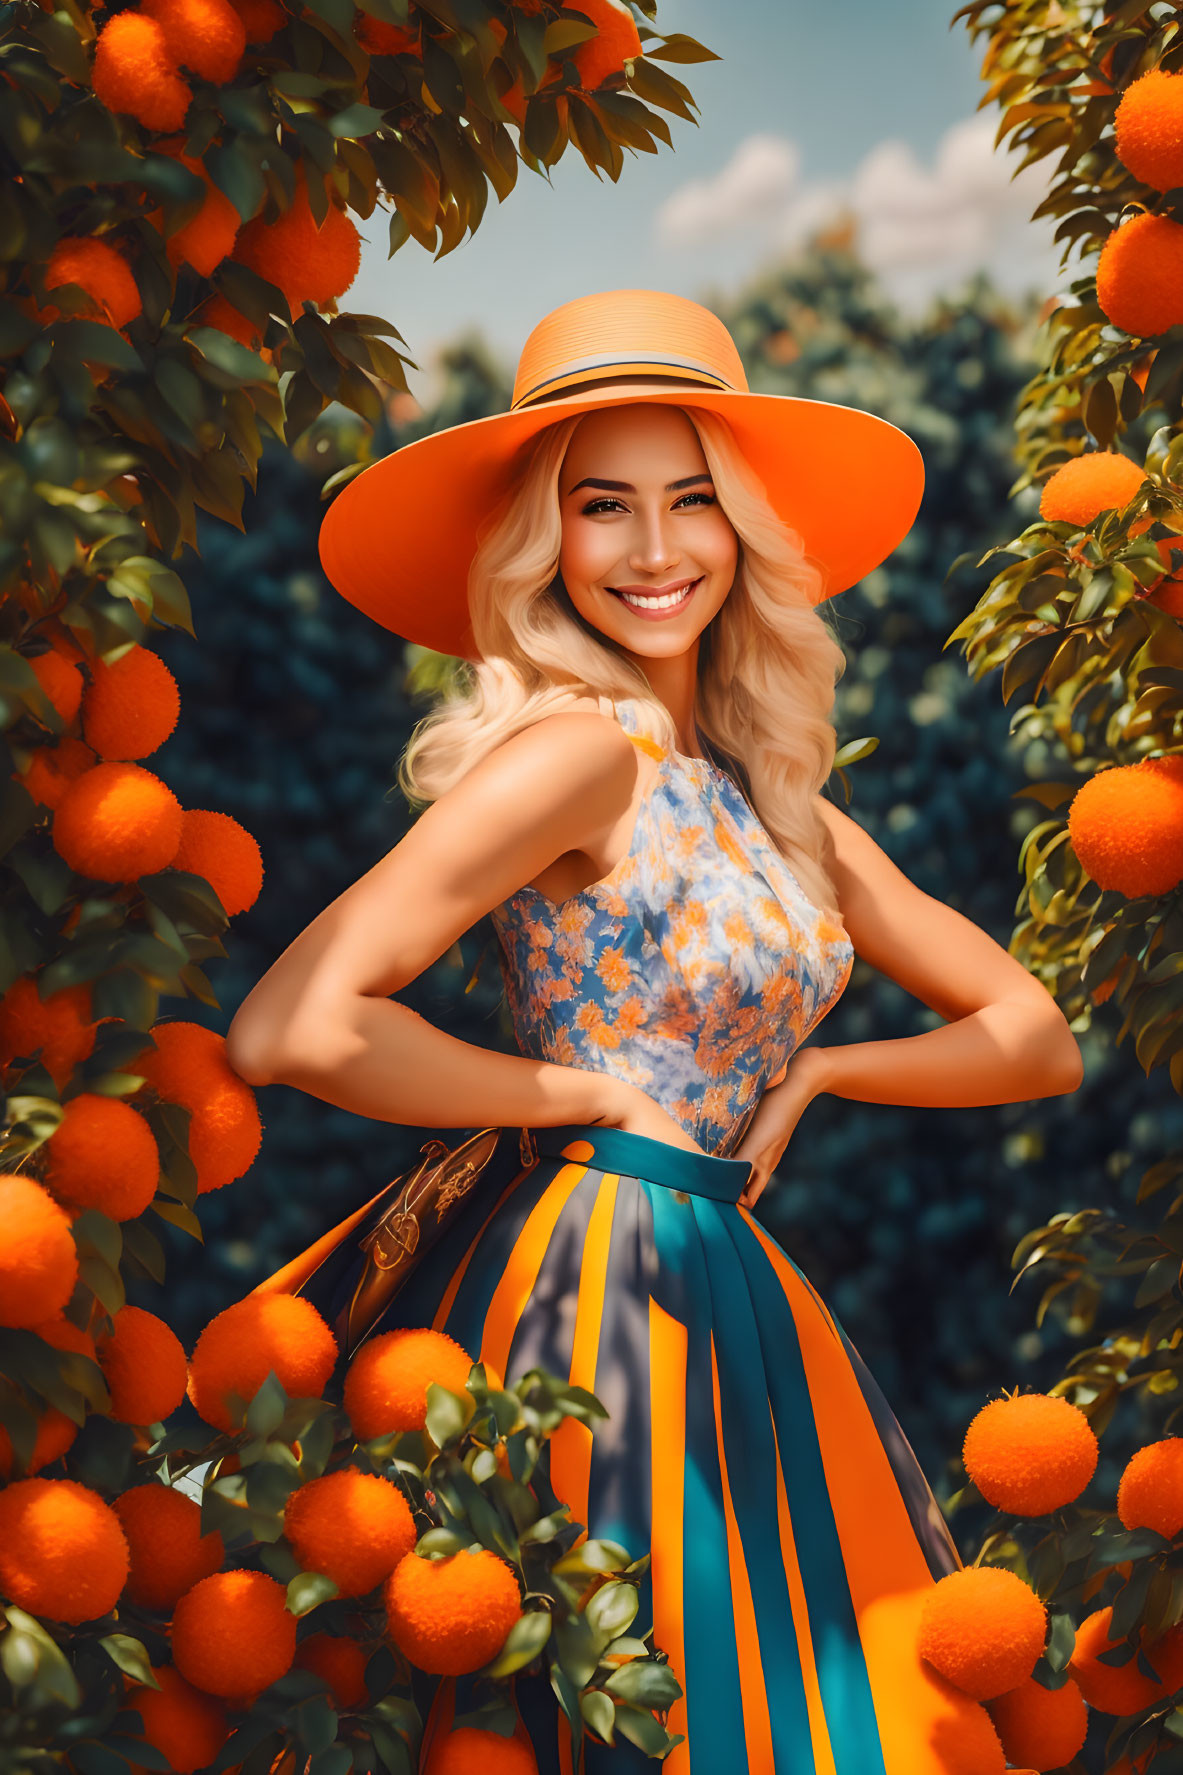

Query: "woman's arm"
<box><xmin>810</xmin><ymin>797</ymin><xmax>1084</xmax><ymax>1106</ymax></box>
<box><xmin>734</xmin><ymin>798</ymin><xmax>1084</xmax><ymax>1207</ymax></box>
<box><xmin>223</xmin><ymin>712</ymin><xmax>670</xmax><ymax>1135</ymax></box>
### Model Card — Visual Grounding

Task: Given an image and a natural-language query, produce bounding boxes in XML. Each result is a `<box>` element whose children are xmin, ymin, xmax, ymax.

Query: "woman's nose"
<box><xmin>628</xmin><ymin>510</ymin><xmax>680</xmax><ymax>576</ymax></box>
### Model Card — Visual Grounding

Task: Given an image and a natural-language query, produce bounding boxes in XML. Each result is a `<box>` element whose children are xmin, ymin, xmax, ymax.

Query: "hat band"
<box><xmin>512</xmin><ymin>351</ymin><xmax>738</xmax><ymax>409</ymax></box>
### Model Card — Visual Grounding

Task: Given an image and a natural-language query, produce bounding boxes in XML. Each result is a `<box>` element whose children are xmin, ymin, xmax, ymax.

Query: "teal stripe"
<box><xmin>647</xmin><ymin>1181</ymin><xmax>747</xmax><ymax>1767</ymax></box>
<box><xmin>693</xmin><ymin>1195</ymin><xmax>816</xmax><ymax>1762</ymax></box>
<box><xmin>730</xmin><ymin>1211</ymin><xmax>888</xmax><ymax>1775</ymax></box>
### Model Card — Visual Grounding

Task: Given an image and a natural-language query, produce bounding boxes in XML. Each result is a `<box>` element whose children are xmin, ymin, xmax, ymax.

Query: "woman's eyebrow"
<box><xmin>565</xmin><ymin>474</ymin><xmax>714</xmax><ymax>494</ymax></box>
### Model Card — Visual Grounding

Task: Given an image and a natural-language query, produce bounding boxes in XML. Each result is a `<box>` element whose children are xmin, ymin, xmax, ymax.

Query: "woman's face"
<box><xmin>557</xmin><ymin>404</ymin><xmax>739</xmax><ymax>661</ymax></box>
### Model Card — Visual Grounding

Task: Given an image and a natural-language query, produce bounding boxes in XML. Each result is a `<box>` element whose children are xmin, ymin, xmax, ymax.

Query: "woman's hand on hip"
<box><xmin>734</xmin><ymin>1048</ymin><xmax>831</xmax><ymax>1210</ymax></box>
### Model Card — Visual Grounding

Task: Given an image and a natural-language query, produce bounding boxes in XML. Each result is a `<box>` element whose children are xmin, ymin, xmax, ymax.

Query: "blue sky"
<box><xmin>347</xmin><ymin>0</ymin><xmax>1064</xmax><ymax>396</ymax></box>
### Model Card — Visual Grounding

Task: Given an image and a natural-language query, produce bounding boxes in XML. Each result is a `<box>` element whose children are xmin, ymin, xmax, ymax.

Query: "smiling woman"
<box><xmin>229</xmin><ymin>289</ymin><xmax>1082</xmax><ymax>1774</ymax></box>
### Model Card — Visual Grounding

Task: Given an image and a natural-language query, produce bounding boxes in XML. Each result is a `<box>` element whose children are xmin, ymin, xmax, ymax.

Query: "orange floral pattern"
<box><xmin>490</xmin><ymin>699</ymin><xmax>854</xmax><ymax>1156</ymax></box>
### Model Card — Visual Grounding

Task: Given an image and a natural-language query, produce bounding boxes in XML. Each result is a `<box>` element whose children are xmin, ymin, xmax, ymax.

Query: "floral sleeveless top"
<box><xmin>489</xmin><ymin>698</ymin><xmax>855</xmax><ymax>1158</ymax></box>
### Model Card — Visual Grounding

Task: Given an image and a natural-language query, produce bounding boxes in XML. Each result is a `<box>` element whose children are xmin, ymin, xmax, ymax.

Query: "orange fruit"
<box><xmin>171</xmin><ymin>1569</ymin><xmax>297</xmax><ymax>1697</ymax></box>
<box><xmin>1068</xmin><ymin>759</ymin><xmax>1183</xmax><ymax>897</ymax></box>
<box><xmin>569</xmin><ymin>0</ymin><xmax>642</xmax><ymax>89</ymax></box>
<box><xmin>0</xmin><ymin>1174</ymin><xmax>79</xmax><ymax>1328</ymax></box>
<box><xmin>1039</xmin><ymin>451</ymin><xmax>1148</xmax><ymax>528</ymax></box>
<box><xmin>171</xmin><ymin>809</ymin><xmax>264</xmax><ymax>917</ymax></box>
<box><xmin>45</xmin><ymin>237</ymin><xmax>141</xmax><ymax>330</ymax></box>
<box><xmin>81</xmin><ymin>645</ymin><xmax>181</xmax><ymax>760</ymax></box>
<box><xmin>97</xmin><ymin>1305</ymin><xmax>188</xmax><ymax>1426</ymax></box>
<box><xmin>187</xmin><ymin>1293</ymin><xmax>337</xmax><ymax>1433</ymax></box>
<box><xmin>0</xmin><ymin>1476</ymin><xmax>130</xmax><ymax>1622</ymax></box>
<box><xmin>17</xmin><ymin>734</ymin><xmax>98</xmax><ymax>811</ymax></box>
<box><xmin>0</xmin><ymin>974</ymin><xmax>98</xmax><ymax>1089</ymax></box>
<box><xmin>1115</xmin><ymin>68</ymin><xmax>1183</xmax><ymax>192</ymax></box>
<box><xmin>293</xmin><ymin>1632</ymin><xmax>369</xmax><ymax>1708</ymax></box>
<box><xmin>141</xmin><ymin>0</ymin><xmax>246</xmax><ymax>82</ymax></box>
<box><xmin>228</xmin><ymin>0</ymin><xmax>285</xmax><ymax>41</ymax></box>
<box><xmin>344</xmin><ymin>1327</ymin><xmax>474</xmax><ymax>1440</ymax></box>
<box><xmin>52</xmin><ymin>760</ymin><xmax>183</xmax><ymax>883</ymax></box>
<box><xmin>984</xmin><ymin>1672</ymin><xmax>1088</xmax><ymax>1771</ymax></box>
<box><xmin>43</xmin><ymin>1092</ymin><xmax>160</xmax><ymax>1221</ymax></box>
<box><xmin>124</xmin><ymin>1665</ymin><xmax>229</xmax><ymax>1773</ymax></box>
<box><xmin>383</xmin><ymin>1548</ymin><xmax>521</xmax><ymax>1676</ymax></box>
<box><xmin>1118</xmin><ymin>1438</ymin><xmax>1183</xmax><ymax>1537</ymax></box>
<box><xmin>962</xmin><ymin>1392</ymin><xmax>1099</xmax><ymax>1515</ymax></box>
<box><xmin>129</xmin><ymin>1020</ymin><xmax>263</xmax><ymax>1194</ymax></box>
<box><xmin>284</xmin><ymin>1467</ymin><xmax>416</xmax><ymax>1596</ymax></box>
<box><xmin>28</xmin><ymin>650</ymin><xmax>84</xmax><ymax>726</ymax></box>
<box><xmin>917</xmin><ymin>1567</ymin><xmax>1048</xmax><ymax>1701</ymax></box>
<box><xmin>1097</xmin><ymin>211</ymin><xmax>1183</xmax><ymax>338</ymax></box>
<box><xmin>194</xmin><ymin>294</ymin><xmax>266</xmax><ymax>350</ymax></box>
<box><xmin>1069</xmin><ymin>1606</ymin><xmax>1167</xmax><ymax>1713</ymax></box>
<box><xmin>0</xmin><ymin>1405</ymin><xmax>78</xmax><ymax>1480</ymax></box>
<box><xmin>427</xmin><ymin>1728</ymin><xmax>538</xmax><ymax>1775</ymax></box>
<box><xmin>354</xmin><ymin>15</ymin><xmax>419</xmax><ymax>54</ymax></box>
<box><xmin>234</xmin><ymin>173</ymin><xmax>361</xmax><ymax>310</ymax></box>
<box><xmin>91</xmin><ymin>12</ymin><xmax>192</xmax><ymax>131</ymax></box>
<box><xmin>113</xmin><ymin>1484</ymin><xmax>226</xmax><ymax>1609</ymax></box>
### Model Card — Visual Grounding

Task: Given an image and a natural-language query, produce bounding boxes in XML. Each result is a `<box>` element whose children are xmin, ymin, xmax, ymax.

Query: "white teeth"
<box><xmin>617</xmin><ymin>583</ymin><xmax>695</xmax><ymax>609</ymax></box>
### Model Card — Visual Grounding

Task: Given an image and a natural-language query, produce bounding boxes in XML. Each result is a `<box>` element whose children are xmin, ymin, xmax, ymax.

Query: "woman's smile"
<box><xmin>609</xmin><ymin>575</ymin><xmax>702</xmax><ymax>617</ymax></box>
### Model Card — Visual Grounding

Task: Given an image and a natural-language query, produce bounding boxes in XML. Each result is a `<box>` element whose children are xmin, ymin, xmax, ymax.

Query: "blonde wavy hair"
<box><xmin>398</xmin><ymin>403</ymin><xmax>848</xmax><ymax>912</ymax></box>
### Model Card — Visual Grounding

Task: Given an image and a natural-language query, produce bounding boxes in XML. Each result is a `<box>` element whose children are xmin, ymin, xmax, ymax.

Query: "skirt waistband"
<box><xmin>529</xmin><ymin>1123</ymin><xmax>753</xmax><ymax>1204</ymax></box>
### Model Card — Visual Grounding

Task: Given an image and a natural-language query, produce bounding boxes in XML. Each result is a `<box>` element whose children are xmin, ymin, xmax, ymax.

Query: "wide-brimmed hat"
<box><xmin>317</xmin><ymin>288</ymin><xmax>924</xmax><ymax>659</ymax></box>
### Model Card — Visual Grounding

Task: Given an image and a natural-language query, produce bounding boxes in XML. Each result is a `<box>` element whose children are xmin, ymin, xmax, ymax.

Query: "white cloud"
<box><xmin>656</xmin><ymin>114</ymin><xmax>1063</xmax><ymax>313</ymax></box>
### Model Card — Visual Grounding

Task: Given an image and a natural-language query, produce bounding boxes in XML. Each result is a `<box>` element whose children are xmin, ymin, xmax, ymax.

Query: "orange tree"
<box><xmin>924</xmin><ymin>1</ymin><xmax>1183</xmax><ymax>1771</ymax></box>
<box><xmin>0</xmin><ymin>0</ymin><xmax>713</xmax><ymax>1768</ymax></box>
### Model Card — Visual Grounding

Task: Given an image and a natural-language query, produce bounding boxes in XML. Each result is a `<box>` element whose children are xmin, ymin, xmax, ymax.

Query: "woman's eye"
<box><xmin>582</xmin><ymin>497</ymin><xmax>626</xmax><ymax>515</ymax></box>
<box><xmin>676</xmin><ymin>491</ymin><xmax>716</xmax><ymax>508</ymax></box>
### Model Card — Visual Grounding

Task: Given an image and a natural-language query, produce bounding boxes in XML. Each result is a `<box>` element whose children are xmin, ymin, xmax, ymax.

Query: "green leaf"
<box><xmin>416</xmin><ymin>1526</ymin><xmax>472</xmax><ymax>1556</ymax></box>
<box><xmin>604</xmin><ymin>1658</ymin><xmax>682</xmax><ymax>1706</ymax></box>
<box><xmin>481</xmin><ymin>1607</ymin><xmax>551</xmax><ymax>1678</ymax></box>
<box><xmin>586</xmin><ymin>1580</ymin><xmax>637</xmax><ymax>1640</ymax></box>
<box><xmin>246</xmin><ymin>1370</ymin><xmax>290</xmax><ymax>1438</ymax></box>
<box><xmin>99</xmin><ymin>1635</ymin><xmax>160</xmax><ymax>1688</ymax></box>
<box><xmin>644</xmin><ymin>32</ymin><xmax>721</xmax><ymax>62</ymax></box>
<box><xmin>425</xmin><ymin>1380</ymin><xmax>474</xmax><ymax>1448</ymax></box>
<box><xmin>580</xmin><ymin>1688</ymin><xmax>615</xmax><ymax>1744</ymax></box>
<box><xmin>614</xmin><ymin>1702</ymin><xmax>676</xmax><ymax>1755</ymax></box>
<box><xmin>286</xmin><ymin>1570</ymin><xmax>341</xmax><ymax>1616</ymax></box>
<box><xmin>329</xmin><ymin>102</ymin><xmax>386</xmax><ymax>138</ymax></box>
<box><xmin>52</xmin><ymin>319</ymin><xmax>143</xmax><ymax>373</ymax></box>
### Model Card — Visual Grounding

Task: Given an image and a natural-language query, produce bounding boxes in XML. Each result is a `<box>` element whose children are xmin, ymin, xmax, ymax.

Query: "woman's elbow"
<box><xmin>224</xmin><ymin>1015</ymin><xmax>281</xmax><ymax>1087</ymax></box>
<box><xmin>1036</xmin><ymin>1010</ymin><xmax>1084</xmax><ymax>1097</ymax></box>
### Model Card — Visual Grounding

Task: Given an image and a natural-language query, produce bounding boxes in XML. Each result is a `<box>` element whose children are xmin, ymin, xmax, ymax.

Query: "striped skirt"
<box><xmin>344</xmin><ymin>1123</ymin><xmax>984</xmax><ymax>1775</ymax></box>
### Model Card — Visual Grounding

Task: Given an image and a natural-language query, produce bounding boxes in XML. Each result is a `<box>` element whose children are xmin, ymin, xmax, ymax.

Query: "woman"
<box><xmin>226</xmin><ymin>290</ymin><xmax>1083</xmax><ymax>1774</ymax></box>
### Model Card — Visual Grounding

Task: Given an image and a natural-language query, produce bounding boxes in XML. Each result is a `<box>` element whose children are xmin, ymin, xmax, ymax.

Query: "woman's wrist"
<box><xmin>797</xmin><ymin>1043</ymin><xmax>837</xmax><ymax>1098</ymax></box>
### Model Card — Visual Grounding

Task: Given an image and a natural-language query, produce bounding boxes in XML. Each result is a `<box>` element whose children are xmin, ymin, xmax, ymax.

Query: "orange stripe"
<box><xmin>557</xmin><ymin>1714</ymin><xmax>575</xmax><ymax>1775</ymax></box>
<box><xmin>430</xmin><ymin>1161</ymin><xmax>537</xmax><ymax>1333</ymax></box>
<box><xmin>648</xmin><ymin>1296</ymin><xmax>689</xmax><ymax>1774</ymax></box>
<box><xmin>548</xmin><ymin>1173</ymin><xmax>619</xmax><ymax>1535</ymax></box>
<box><xmin>769</xmin><ymin>1414</ymin><xmax>838</xmax><ymax>1775</ymax></box>
<box><xmin>479</xmin><ymin>1161</ymin><xmax>589</xmax><ymax>1384</ymax></box>
<box><xmin>746</xmin><ymin>1215</ymin><xmax>968</xmax><ymax>1775</ymax></box>
<box><xmin>709</xmin><ymin>1333</ymin><xmax>774</xmax><ymax>1775</ymax></box>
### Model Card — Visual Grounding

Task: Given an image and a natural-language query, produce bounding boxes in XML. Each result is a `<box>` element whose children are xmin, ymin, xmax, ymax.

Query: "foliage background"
<box><xmin>141</xmin><ymin>228</ymin><xmax>1183</xmax><ymax>1555</ymax></box>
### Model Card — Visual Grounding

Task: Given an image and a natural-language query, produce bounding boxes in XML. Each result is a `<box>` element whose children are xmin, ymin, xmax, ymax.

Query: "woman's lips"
<box><xmin>609</xmin><ymin>577</ymin><xmax>702</xmax><ymax>620</ymax></box>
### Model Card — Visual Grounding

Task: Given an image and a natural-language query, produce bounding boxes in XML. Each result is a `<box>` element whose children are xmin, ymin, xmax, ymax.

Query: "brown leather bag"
<box><xmin>253</xmin><ymin>1125</ymin><xmax>538</xmax><ymax>1358</ymax></box>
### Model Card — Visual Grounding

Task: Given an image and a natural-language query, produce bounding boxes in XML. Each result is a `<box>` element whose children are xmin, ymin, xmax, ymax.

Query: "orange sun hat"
<box><xmin>317</xmin><ymin>288</ymin><xmax>925</xmax><ymax>659</ymax></box>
